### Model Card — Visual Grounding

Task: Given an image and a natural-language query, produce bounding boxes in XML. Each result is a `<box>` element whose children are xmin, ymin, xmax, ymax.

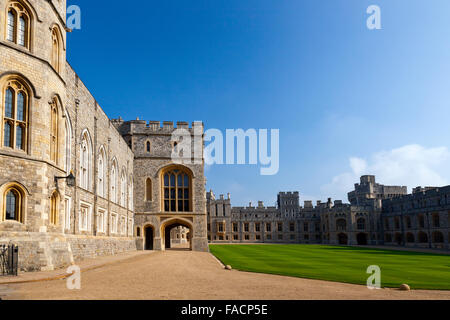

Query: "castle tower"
<box><xmin>114</xmin><ymin>120</ymin><xmax>209</xmax><ymax>252</ymax></box>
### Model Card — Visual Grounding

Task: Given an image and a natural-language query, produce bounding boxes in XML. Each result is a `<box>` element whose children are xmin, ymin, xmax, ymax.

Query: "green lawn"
<box><xmin>209</xmin><ymin>244</ymin><xmax>450</xmax><ymax>290</ymax></box>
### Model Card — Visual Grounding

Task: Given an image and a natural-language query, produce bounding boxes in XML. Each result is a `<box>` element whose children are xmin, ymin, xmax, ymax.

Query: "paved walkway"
<box><xmin>1</xmin><ymin>251</ymin><xmax>449</xmax><ymax>300</ymax></box>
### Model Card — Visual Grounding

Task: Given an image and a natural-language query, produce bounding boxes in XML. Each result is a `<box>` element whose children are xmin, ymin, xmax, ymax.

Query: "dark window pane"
<box><xmin>178</xmin><ymin>174</ymin><xmax>182</xmax><ymax>187</ymax></box>
<box><xmin>184</xmin><ymin>200</ymin><xmax>189</xmax><ymax>212</ymax></box>
<box><xmin>184</xmin><ymin>175</ymin><xmax>189</xmax><ymax>187</ymax></box>
<box><xmin>178</xmin><ymin>188</ymin><xmax>183</xmax><ymax>199</ymax></box>
<box><xmin>5</xmin><ymin>88</ymin><xmax>13</xmax><ymax>118</ymax></box>
<box><xmin>6</xmin><ymin>190</ymin><xmax>17</xmax><ymax>220</ymax></box>
<box><xmin>164</xmin><ymin>188</ymin><xmax>169</xmax><ymax>199</ymax></box>
<box><xmin>164</xmin><ymin>174</ymin><xmax>169</xmax><ymax>187</ymax></box>
<box><xmin>16</xmin><ymin>125</ymin><xmax>23</xmax><ymax>149</ymax></box>
<box><xmin>170</xmin><ymin>188</ymin><xmax>175</xmax><ymax>199</ymax></box>
<box><xmin>178</xmin><ymin>200</ymin><xmax>183</xmax><ymax>211</ymax></box>
<box><xmin>4</xmin><ymin>122</ymin><xmax>11</xmax><ymax>147</ymax></box>
<box><xmin>164</xmin><ymin>200</ymin><xmax>169</xmax><ymax>212</ymax></box>
<box><xmin>170</xmin><ymin>174</ymin><xmax>175</xmax><ymax>186</ymax></box>
<box><xmin>184</xmin><ymin>188</ymin><xmax>189</xmax><ymax>199</ymax></box>
<box><xmin>170</xmin><ymin>200</ymin><xmax>176</xmax><ymax>211</ymax></box>
<box><xmin>17</xmin><ymin>92</ymin><xmax>25</xmax><ymax>121</ymax></box>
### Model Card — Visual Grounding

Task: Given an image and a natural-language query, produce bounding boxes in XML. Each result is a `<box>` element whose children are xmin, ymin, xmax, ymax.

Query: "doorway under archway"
<box><xmin>144</xmin><ymin>225</ymin><xmax>154</xmax><ymax>250</ymax></box>
<box><xmin>162</xmin><ymin>219</ymin><xmax>192</xmax><ymax>250</ymax></box>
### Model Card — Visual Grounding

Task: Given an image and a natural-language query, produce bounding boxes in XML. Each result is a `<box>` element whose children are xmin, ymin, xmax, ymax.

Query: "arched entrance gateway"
<box><xmin>162</xmin><ymin>219</ymin><xmax>193</xmax><ymax>250</ymax></box>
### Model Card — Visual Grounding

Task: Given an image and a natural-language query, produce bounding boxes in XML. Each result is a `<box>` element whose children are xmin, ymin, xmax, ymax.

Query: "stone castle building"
<box><xmin>0</xmin><ymin>0</ymin><xmax>207</xmax><ymax>271</ymax></box>
<box><xmin>207</xmin><ymin>176</ymin><xmax>450</xmax><ymax>250</ymax></box>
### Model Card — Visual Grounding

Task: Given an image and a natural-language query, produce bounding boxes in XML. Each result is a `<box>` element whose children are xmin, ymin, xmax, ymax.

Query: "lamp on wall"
<box><xmin>55</xmin><ymin>171</ymin><xmax>76</xmax><ymax>187</ymax></box>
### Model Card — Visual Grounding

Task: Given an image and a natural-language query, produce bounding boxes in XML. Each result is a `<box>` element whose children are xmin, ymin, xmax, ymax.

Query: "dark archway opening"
<box><xmin>164</xmin><ymin>222</ymin><xmax>192</xmax><ymax>251</ymax></box>
<box><xmin>357</xmin><ymin>233</ymin><xmax>368</xmax><ymax>245</ymax></box>
<box><xmin>145</xmin><ymin>226</ymin><xmax>154</xmax><ymax>250</ymax></box>
<box><xmin>338</xmin><ymin>233</ymin><xmax>348</xmax><ymax>245</ymax></box>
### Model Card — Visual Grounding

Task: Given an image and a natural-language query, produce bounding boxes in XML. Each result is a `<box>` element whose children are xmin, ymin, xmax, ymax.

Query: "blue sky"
<box><xmin>67</xmin><ymin>0</ymin><xmax>450</xmax><ymax>206</ymax></box>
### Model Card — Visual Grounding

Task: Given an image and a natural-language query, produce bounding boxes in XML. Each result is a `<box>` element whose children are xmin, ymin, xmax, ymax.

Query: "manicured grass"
<box><xmin>209</xmin><ymin>244</ymin><xmax>450</xmax><ymax>290</ymax></box>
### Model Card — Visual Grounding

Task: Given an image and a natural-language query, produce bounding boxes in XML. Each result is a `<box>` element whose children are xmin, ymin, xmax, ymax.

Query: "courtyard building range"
<box><xmin>207</xmin><ymin>175</ymin><xmax>449</xmax><ymax>250</ymax></box>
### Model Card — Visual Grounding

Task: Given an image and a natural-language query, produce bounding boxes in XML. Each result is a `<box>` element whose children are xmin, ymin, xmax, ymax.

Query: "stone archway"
<box><xmin>338</xmin><ymin>233</ymin><xmax>348</xmax><ymax>245</ymax></box>
<box><xmin>356</xmin><ymin>233</ymin><xmax>368</xmax><ymax>245</ymax></box>
<box><xmin>144</xmin><ymin>225</ymin><xmax>154</xmax><ymax>250</ymax></box>
<box><xmin>161</xmin><ymin>218</ymin><xmax>193</xmax><ymax>251</ymax></box>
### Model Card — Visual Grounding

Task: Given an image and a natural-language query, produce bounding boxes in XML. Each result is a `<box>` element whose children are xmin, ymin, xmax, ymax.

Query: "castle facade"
<box><xmin>207</xmin><ymin>176</ymin><xmax>450</xmax><ymax>250</ymax></box>
<box><xmin>0</xmin><ymin>0</ymin><xmax>207</xmax><ymax>272</ymax></box>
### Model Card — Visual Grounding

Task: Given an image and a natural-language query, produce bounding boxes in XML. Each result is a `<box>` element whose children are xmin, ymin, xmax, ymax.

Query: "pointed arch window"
<box><xmin>128</xmin><ymin>176</ymin><xmax>134</xmax><ymax>210</ymax></box>
<box><xmin>111</xmin><ymin>160</ymin><xmax>118</xmax><ymax>203</ymax></box>
<box><xmin>50</xmin><ymin>98</ymin><xmax>59</xmax><ymax>163</ymax></box>
<box><xmin>64</xmin><ymin>114</ymin><xmax>72</xmax><ymax>173</ymax></box>
<box><xmin>6</xmin><ymin>2</ymin><xmax>31</xmax><ymax>49</ymax></box>
<box><xmin>146</xmin><ymin>141</ymin><xmax>151</xmax><ymax>153</ymax></box>
<box><xmin>3</xmin><ymin>80</ymin><xmax>29</xmax><ymax>151</ymax></box>
<box><xmin>3</xmin><ymin>185</ymin><xmax>24</xmax><ymax>223</ymax></box>
<box><xmin>97</xmin><ymin>148</ymin><xmax>105</xmax><ymax>198</ymax></box>
<box><xmin>80</xmin><ymin>131</ymin><xmax>92</xmax><ymax>190</ymax></box>
<box><xmin>120</xmin><ymin>171</ymin><xmax>126</xmax><ymax>207</ymax></box>
<box><xmin>145</xmin><ymin>178</ymin><xmax>152</xmax><ymax>201</ymax></box>
<box><xmin>51</xmin><ymin>27</ymin><xmax>61</xmax><ymax>72</ymax></box>
<box><xmin>50</xmin><ymin>192</ymin><xmax>59</xmax><ymax>225</ymax></box>
<box><xmin>161</xmin><ymin>167</ymin><xmax>191</xmax><ymax>212</ymax></box>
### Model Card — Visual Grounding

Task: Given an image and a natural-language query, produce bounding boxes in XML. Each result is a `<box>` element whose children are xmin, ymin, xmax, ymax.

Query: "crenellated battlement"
<box><xmin>112</xmin><ymin>118</ymin><xmax>204</xmax><ymax>135</ymax></box>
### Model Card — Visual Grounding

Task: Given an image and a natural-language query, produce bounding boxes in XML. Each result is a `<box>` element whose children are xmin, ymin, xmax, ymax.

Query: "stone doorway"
<box><xmin>145</xmin><ymin>226</ymin><xmax>154</xmax><ymax>250</ymax></box>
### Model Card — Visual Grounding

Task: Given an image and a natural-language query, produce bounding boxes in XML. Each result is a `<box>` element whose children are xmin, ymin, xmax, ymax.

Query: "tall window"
<box><xmin>80</xmin><ymin>131</ymin><xmax>92</xmax><ymax>190</ymax></box>
<box><xmin>50</xmin><ymin>98</ymin><xmax>59</xmax><ymax>163</ymax></box>
<box><xmin>3</xmin><ymin>80</ymin><xmax>28</xmax><ymax>151</ymax></box>
<box><xmin>145</xmin><ymin>178</ymin><xmax>152</xmax><ymax>201</ymax></box>
<box><xmin>336</xmin><ymin>219</ymin><xmax>346</xmax><ymax>231</ymax></box>
<box><xmin>7</xmin><ymin>10</ymin><xmax>15</xmax><ymax>42</ymax></box>
<box><xmin>110</xmin><ymin>159</ymin><xmax>118</xmax><ymax>203</ymax></box>
<box><xmin>6</xmin><ymin>2</ymin><xmax>31</xmax><ymax>49</ymax></box>
<box><xmin>146</xmin><ymin>141</ymin><xmax>151</xmax><ymax>153</ymax></box>
<box><xmin>64</xmin><ymin>114</ymin><xmax>72</xmax><ymax>173</ymax></box>
<box><xmin>51</xmin><ymin>27</ymin><xmax>61</xmax><ymax>72</ymax></box>
<box><xmin>120</xmin><ymin>171</ymin><xmax>126</xmax><ymax>207</ymax></box>
<box><xmin>3</xmin><ymin>186</ymin><xmax>24</xmax><ymax>223</ymax></box>
<box><xmin>97</xmin><ymin>148</ymin><xmax>105</xmax><ymax>197</ymax></box>
<box><xmin>128</xmin><ymin>176</ymin><xmax>133</xmax><ymax>210</ymax></box>
<box><xmin>357</xmin><ymin>218</ymin><xmax>365</xmax><ymax>230</ymax></box>
<box><xmin>162</xmin><ymin>167</ymin><xmax>191</xmax><ymax>212</ymax></box>
<box><xmin>50</xmin><ymin>192</ymin><xmax>58</xmax><ymax>225</ymax></box>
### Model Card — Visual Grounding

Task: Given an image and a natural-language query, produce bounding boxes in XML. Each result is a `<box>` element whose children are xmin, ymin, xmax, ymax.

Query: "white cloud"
<box><xmin>321</xmin><ymin>144</ymin><xmax>450</xmax><ymax>202</ymax></box>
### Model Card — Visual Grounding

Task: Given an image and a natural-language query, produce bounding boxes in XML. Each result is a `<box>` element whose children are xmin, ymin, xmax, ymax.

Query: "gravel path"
<box><xmin>2</xmin><ymin>251</ymin><xmax>449</xmax><ymax>300</ymax></box>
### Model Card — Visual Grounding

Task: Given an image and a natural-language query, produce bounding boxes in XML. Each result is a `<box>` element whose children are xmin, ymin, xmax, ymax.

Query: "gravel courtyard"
<box><xmin>1</xmin><ymin>250</ymin><xmax>449</xmax><ymax>300</ymax></box>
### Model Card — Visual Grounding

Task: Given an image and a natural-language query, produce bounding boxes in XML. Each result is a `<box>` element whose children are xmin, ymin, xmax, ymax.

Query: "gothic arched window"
<box><xmin>161</xmin><ymin>167</ymin><xmax>191</xmax><ymax>212</ymax></box>
<box><xmin>51</xmin><ymin>27</ymin><xmax>62</xmax><ymax>72</ymax></box>
<box><xmin>80</xmin><ymin>130</ymin><xmax>92</xmax><ymax>190</ymax></box>
<box><xmin>50</xmin><ymin>98</ymin><xmax>59</xmax><ymax>163</ymax></box>
<box><xmin>145</xmin><ymin>178</ymin><xmax>152</xmax><ymax>201</ymax></box>
<box><xmin>97</xmin><ymin>148</ymin><xmax>106</xmax><ymax>198</ymax></box>
<box><xmin>110</xmin><ymin>159</ymin><xmax>118</xmax><ymax>203</ymax></box>
<box><xmin>120</xmin><ymin>171</ymin><xmax>126</xmax><ymax>207</ymax></box>
<box><xmin>3</xmin><ymin>185</ymin><xmax>24</xmax><ymax>223</ymax></box>
<box><xmin>50</xmin><ymin>191</ymin><xmax>59</xmax><ymax>225</ymax></box>
<box><xmin>6</xmin><ymin>2</ymin><xmax>31</xmax><ymax>49</ymax></box>
<box><xmin>3</xmin><ymin>79</ymin><xmax>29</xmax><ymax>151</ymax></box>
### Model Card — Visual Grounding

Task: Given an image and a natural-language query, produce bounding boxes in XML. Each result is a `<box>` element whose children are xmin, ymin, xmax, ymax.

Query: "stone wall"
<box><xmin>0</xmin><ymin>232</ymin><xmax>137</xmax><ymax>272</ymax></box>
